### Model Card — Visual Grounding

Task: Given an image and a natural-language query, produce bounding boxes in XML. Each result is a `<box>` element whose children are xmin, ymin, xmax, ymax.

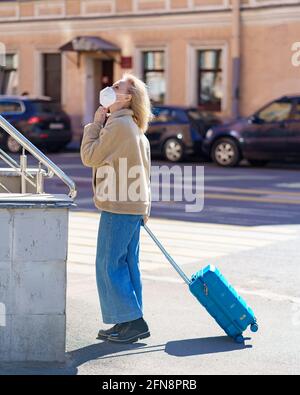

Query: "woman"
<box><xmin>80</xmin><ymin>74</ymin><xmax>152</xmax><ymax>344</ymax></box>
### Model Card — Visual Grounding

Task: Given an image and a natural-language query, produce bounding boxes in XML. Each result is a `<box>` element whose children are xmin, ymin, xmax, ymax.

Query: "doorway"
<box><xmin>43</xmin><ymin>53</ymin><xmax>62</xmax><ymax>102</ymax></box>
<box><xmin>84</xmin><ymin>57</ymin><xmax>114</xmax><ymax>125</ymax></box>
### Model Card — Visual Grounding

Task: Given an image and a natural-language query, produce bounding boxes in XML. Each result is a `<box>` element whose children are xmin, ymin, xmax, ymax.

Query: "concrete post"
<box><xmin>0</xmin><ymin>193</ymin><xmax>75</xmax><ymax>362</ymax></box>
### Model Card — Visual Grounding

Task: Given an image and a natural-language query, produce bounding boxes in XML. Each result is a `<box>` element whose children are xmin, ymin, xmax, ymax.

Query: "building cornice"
<box><xmin>0</xmin><ymin>4</ymin><xmax>299</xmax><ymax>34</ymax></box>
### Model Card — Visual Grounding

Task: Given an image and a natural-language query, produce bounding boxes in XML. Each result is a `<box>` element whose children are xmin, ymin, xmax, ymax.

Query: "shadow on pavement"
<box><xmin>165</xmin><ymin>336</ymin><xmax>252</xmax><ymax>357</ymax></box>
<box><xmin>65</xmin><ymin>340</ymin><xmax>152</xmax><ymax>373</ymax></box>
<box><xmin>0</xmin><ymin>341</ymin><xmax>156</xmax><ymax>375</ymax></box>
<box><xmin>0</xmin><ymin>336</ymin><xmax>251</xmax><ymax>375</ymax></box>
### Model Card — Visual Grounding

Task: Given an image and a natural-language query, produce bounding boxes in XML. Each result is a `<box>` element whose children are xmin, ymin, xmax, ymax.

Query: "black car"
<box><xmin>146</xmin><ymin>105</ymin><xmax>221</xmax><ymax>162</ymax></box>
<box><xmin>0</xmin><ymin>95</ymin><xmax>73</xmax><ymax>153</ymax></box>
<box><xmin>202</xmin><ymin>95</ymin><xmax>300</xmax><ymax>167</ymax></box>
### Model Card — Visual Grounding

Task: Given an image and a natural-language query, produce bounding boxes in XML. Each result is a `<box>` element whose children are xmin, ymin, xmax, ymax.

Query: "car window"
<box><xmin>152</xmin><ymin>108</ymin><xmax>174</xmax><ymax>123</ymax></box>
<box><xmin>257</xmin><ymin>101</ymin><xmax>292</xmax><ymax>122</ymax></box>
<box><xmin>0</xmin><ymin>101</ymin><xmax>23</xmax><ymax>114</ymax></box>
<box><xmin>31</xmin><ymin>101</ymin><xmax>62</xmax><ymax>114</ymax></box>
<box><xmin>290</xmin><ymin>102</ymin><xmax>300</xmax><ymax>120</ymax></box>
<box><xmin>173</xmin><ymin>110</ymin><xmax>188</xmax><ymax>123</ymax></box>
<box><xmin>188</xmin><ymin>110</ymin><xmax>202</xmax><ymax>120</ymax></box>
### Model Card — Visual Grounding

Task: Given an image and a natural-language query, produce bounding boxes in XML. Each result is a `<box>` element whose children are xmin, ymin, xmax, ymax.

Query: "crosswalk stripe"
<box><xmin>69</xmin><ymin>232</ymin><xmax>270</xmax><ymax>249</ymax></box>
<box><xmin>68</xmin><ymin>237</ymin><xmax>249</xmax><ymax>253</ymax></box>
<box><xmin>205</xmin><ymin>186</ymin><xmax>300</xmax><ymax>197</ymax></box>
<box><xmin>68</xmin><ymin>241</ymin><xmax>233</xmax><ymax>256</ymax></box>
<box><xmin>205</xmin><ymin>193</ymin><xmax>300</xmax><ymax>205</ymax></box>
<box><xmin>69</xmin><ymin>219</ymin><xmax>297</xmax><ymax>235</ymax></box>
<box><xmin>69</xmin><ymin>229</ymin><xmax>296</xmax><ymax>247</ymax></box>
<box><xmin>67</xmin><ymin>212</ymin><xmax>299</xmax><ymax>273</ymax></box>
<box><xmin>70</xmin><ymin>226</ymin><xmax>291</xmax><ymax>245</ymax></box>
<box><xmin>69</xmin><ymin>212</ymin><xmax>298</xmax><ymax>234</ymax></box>
<box><xmin>67</xmin><ymin>249</ymin><xmax>226</xmax><ymax>262</ymax></box>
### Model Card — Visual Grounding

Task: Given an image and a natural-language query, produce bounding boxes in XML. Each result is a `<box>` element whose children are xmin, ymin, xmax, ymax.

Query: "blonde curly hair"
<box><xmin>123</xmin><ymin>73</ymin><xmax>154</xmax><ymax>133</ymax></box>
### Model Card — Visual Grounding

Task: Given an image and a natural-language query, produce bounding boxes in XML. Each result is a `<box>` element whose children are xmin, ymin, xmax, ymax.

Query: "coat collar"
<box><xmin>108</xmin><ymin>108</ymin><xmax>134</xmax><ymax>121</ymax></box>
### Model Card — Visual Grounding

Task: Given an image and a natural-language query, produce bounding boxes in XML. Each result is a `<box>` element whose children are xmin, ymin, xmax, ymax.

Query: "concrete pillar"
<box><xmin>0</xmin><ymin>193</ymin><xmax>75</xmax><ymax>362</ymax></box>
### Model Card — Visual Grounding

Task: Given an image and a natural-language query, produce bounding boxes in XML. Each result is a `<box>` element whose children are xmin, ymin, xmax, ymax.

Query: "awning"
<box><xmin>59</xmin><ymin>36</ymin><xmax>120</xmax><ymax>52</ymax></box>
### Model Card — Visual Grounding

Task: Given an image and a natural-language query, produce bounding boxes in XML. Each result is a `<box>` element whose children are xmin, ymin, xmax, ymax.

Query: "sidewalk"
<box><xmin>1</xmin><ymin>211</ymin><xmax>300</xmax><ymax>375</ymax></box>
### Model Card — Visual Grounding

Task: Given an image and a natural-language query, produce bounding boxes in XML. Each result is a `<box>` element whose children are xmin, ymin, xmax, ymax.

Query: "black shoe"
<box><xmin>107</xmin><ymin>317</ymin><xmax>150</xmax><ymax>344</ymax></box>
<box><xmin>96</xmin><ymin>323</ymin><xmax>124</xmax><ymax>340</ymax></box>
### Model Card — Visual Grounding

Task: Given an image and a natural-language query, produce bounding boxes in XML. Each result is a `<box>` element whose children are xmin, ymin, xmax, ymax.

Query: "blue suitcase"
<box><xmin>143</xmin><ymin>224</ymin><xmax>258</xmax><ymax>343</ymax></box>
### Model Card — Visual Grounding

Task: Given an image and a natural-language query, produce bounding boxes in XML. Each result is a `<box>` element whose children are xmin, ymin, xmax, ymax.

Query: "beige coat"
<box><xmin>80</xmin><ymin>108</ymin><xmax>151</xmax><ymax>217</ymax></box>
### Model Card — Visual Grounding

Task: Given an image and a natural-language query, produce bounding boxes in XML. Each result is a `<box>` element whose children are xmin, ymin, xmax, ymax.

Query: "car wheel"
<box><xmin>6</xmin><ymin>135</ymin><xmax>22</xmax><ymax>154</ymax></box>
<box><xmin>248</xmin><ymin>159</ymin><xmax>268</xmax><ymax>167</ymax></box>
<box><xmin>212</xmin><ymin>138</ymin><xmax>241</xmax><ymax>167</ymax></box>
<box><xmin>163</xmin><ymin>138</ymin><xmax>184</xmax><ymax>162</ymax></box>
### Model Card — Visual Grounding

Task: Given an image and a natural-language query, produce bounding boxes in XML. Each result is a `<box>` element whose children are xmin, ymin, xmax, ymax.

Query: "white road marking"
<box><xmin>276</xmin><ymin>183</ymin><xmax>300</xmax><ymax>189</ymax></box>
<box><xmin>68</xmin><ymin>212</ymin><xmax>300</xmax><ymax>273</ymax></box>
<box><xmin>236</xmin><ymin>288</ymin><xmax>300</xmax><ymax>305</ymax></box>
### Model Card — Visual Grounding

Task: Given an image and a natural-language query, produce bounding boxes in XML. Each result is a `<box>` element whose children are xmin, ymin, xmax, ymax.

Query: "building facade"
<box><xmin>0</xmin><ymin>0</ymin><xmax>300</xmax><ymax>140</ymax></box>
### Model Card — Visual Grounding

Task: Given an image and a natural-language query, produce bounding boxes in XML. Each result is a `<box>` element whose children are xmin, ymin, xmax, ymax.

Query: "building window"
<box><xmin>197</xmin><ymin>50</ymin><xmax>223</xmax><ymax>111</ymax></box>
<box><xmin>0</xmin><ymin>54</ymin><xmax>18</xmax><ymax>95</ymax></box>
<box><xmin>143</xmin><ymin>51</ymin><xmax>165</xmax><ymax>104</ymax></box>
<box><xmin>43</xmin><ymin>53</ymin><xmax>62</xmax><ymax>102</ymax></box>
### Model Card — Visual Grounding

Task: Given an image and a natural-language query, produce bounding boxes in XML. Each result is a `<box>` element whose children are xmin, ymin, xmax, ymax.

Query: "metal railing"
<box><xmin>0</xmin><ymin>114</ymin><xmax>77</xmax><ymax>199</ymax></box>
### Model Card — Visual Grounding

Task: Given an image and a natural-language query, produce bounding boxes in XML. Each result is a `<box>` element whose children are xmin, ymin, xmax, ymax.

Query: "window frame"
<box><xmin>187</xmin><ymin>42</ymin><xmax>228</xmax><ymax>113</ymax></box>
<box><xmin>0</xmin><ymin>53</ymin><xmax>18</xmax><ymax>95</ymax></box>
<box><xmin>197</xmin><ymin>49</ymin><xmax>223</xmax><ymax>112</ymax></box>
<box><xmin>134</xmin><ymin>46</ymin><xmax>169</xmax><ymax>104</ymax></box>
<box><xmin>142</xmin><ymin>50</ymin><xmax>166</xmax><ymax>105</ymax></box>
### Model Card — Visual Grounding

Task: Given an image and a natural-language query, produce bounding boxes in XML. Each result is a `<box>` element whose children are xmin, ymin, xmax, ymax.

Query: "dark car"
<box><xmin>146</xmin><ymin>105</ymin><xmax>221</xmax><ymax>162</ymax></box>
<box><xmin>202</xmin><ymin>95</ymin><xmax>300</xmax><ymax>167</ymax></box>
<box><xmin>0</xmin><ymin>95</ymin><xmax>73</xmax><ymax>153</ymax></box>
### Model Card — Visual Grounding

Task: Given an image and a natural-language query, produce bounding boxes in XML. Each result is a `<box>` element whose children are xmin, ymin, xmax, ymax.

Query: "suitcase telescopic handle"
<box><xmin>142</xmin><ymin>223</ymin><xmax>191</xmax><ymax>285</ymax></box>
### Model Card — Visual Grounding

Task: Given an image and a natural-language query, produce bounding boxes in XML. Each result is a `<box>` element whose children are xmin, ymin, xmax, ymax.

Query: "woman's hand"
<box><xmin>94</xmin><ymin>106</ymin><xmax>108</xmax><ymax>126</ymax></box>
<box><xmin>143</xmin><ymin>215</ymin><xmax>149</xmax><ymax>225</ymax></box>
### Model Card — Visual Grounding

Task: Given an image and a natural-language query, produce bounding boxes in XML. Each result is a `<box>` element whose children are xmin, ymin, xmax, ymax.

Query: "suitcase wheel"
<box><xmin>250</xmin><ymin>323</ymin><xmax>259</xmax><ymax>333</ymax></box>
<box><xmin>234</xmin><ymin>335</ymin><xmax>244</xmax><ymax>344</ymax></box>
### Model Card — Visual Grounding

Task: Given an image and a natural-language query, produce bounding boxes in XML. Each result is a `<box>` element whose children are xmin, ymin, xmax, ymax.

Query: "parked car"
<box><xmin>146</xmin><ymin>105</ymin><xmax>221</xmax><ymax>162</ymax></box>
<box><xmin>202</xmin><ymin>95</ymin><xmax>300</xmax><ymax>167</ymax></box>
<box><xmin>0</xmin><ymin>95</ymin><xmax>73</xmax><ymax>153</ymax></box>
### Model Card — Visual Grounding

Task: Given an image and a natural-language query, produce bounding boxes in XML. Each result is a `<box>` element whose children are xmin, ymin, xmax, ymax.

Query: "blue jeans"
<box><xmin>96</xmin><ymin>210</ymin><xmax>144</xmax><ymax>324</ymax></box>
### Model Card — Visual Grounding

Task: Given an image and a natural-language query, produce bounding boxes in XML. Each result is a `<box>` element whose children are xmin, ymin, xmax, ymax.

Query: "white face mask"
<box><xmin>99</xmin><ymin>86</ymin><xmax>132</xmax><ymax>109</ymax></box>
<box><xmin>99</xmin><ymin>86</ymin><xmax>116</xmax><ymax>109</ymax></box>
